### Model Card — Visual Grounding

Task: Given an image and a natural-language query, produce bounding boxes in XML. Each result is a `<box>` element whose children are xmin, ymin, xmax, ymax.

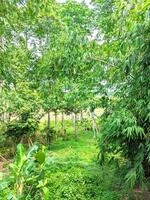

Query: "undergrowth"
<box><xmin>0</xmin><ymin>133</ymin><xmax>128</xmax><ymax>200</ymax></box>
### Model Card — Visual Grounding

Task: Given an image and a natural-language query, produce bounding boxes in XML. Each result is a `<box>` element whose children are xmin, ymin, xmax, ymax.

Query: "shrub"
<box><xmin>0</xmin><ymin>144</ymin><xmax>48</xmax><ymax>199</ymax></box>
<box><xmin>99</xmin><ymin>104</ymin><xmax>150</xmax><ymax>189</ymax></box>
<box><xmin>4</xmin><ymin>117</ymin><xmax>38</xmax><ymax>141</ymax></box>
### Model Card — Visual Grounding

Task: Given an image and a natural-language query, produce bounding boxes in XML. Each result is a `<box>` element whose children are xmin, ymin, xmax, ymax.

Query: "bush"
<box><xmin>0</xmin><ymin>144</ymin><xmax>48</xmax><ymax>200</ymax></box>
<box><xmin>99</xmin><ymin>105</ymin><xmax>150</xmax><ymax>189</ymax></box>
<box><xmin>0</xmin><ymin>122</ymin><xmax>6</xmax><ymax>147</ymax></box>
<box><xmin>4</xmin><ymin>117</ymin><xmax>38</xmax><ymax>140</ymax></box>
<box><xmin>0</xmin><ymin>142</ymin><xmax>126</xmax><ymax>200</ymax></box>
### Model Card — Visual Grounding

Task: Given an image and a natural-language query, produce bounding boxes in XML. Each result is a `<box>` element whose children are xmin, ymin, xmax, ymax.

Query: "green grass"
<box><xmin>48</xmin><ymin>132</ymin><xmax>97</xmax><ymax>160</ymax></box>
<box><xmin>43</xmin><ymin>132</ymin><xmax>126</xmax><ymax>200</ymax></box>
<box><xmin>0</xmin><ymin>121</ymin><xmax>128</xmax><ymax>199</ymax></box>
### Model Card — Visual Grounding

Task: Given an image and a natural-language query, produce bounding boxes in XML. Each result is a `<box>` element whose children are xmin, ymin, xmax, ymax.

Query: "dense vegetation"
<box><xmin>0</xmin><ymin>0</ymin><xmax>150</xmax><ymax>199</ymax></box>
<box><xmin>1</xmin><ymin>133</ymin><xmax>127</xmax><ymax>200</ymax></box>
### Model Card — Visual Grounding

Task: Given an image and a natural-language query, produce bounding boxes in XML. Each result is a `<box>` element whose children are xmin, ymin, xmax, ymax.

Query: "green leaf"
<box><xmin>15</xmin><ymin>144</ymin><xmax>27</xmax><ymax>171</ymax></box>
<box><xmin>35</xmin><ymin>150</ymin><xmax>46</xmax><ymax>164</ymax></box>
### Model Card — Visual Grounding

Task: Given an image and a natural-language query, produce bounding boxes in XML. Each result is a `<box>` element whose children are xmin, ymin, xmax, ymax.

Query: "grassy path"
<box><xmin>44</xmin><ymin>133</ymin><xmax>123</xmax><ymax>200</ymax></box>
<box><xmin>48</xmin><ymin>133</ymin><xmax>98</xmax><ymax>167</ymax></box>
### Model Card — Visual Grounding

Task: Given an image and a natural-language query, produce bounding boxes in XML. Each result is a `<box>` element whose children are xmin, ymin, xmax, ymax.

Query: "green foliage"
<box><xmin>99</xmin><ymin>105</ymin><xmax>147</xmax><ymax>186</ymax></box>
<box><xmin>0</xmin><ymin>122</ymin><xmax>6</xmax><ymax>145</ymax></box>
<box><xmin>44</xmin><ymin>167</ymin><xmax>123</xmax><ymax>200</ymax></box>
<box><xmin>44</xmin><ymin>134</ymin><xmax>126</xmax><ymax>200</ymax></box>
<box><xmin>0</xmin><ymin>143</ymin><xmax>48</xmax><ymax>199</ymax></box>
<box><xmin>0</xmin><ymin>134</ymin><xmax>126</xmax><ymax>200</ymax></box>
<box><xmin>0</xmin><ymin>0</ymin><xmax>149</xmax><ymax>195</ymax></box>
<box><xmin>4</xmin><ymin>117</ymin><xmax>38</xmax><ymax>139</ymax></box>
<box><xmin>46</xmin><ymin>127</ymin><xmax>57</xmax><ymax>144</ymax></box>
<box><xmin>95</xmin><ymin>0</ymin><xmax>150</xmax><ymax>188</ymax></box>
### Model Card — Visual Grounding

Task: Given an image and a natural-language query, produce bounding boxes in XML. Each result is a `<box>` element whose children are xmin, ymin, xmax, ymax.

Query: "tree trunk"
<box><xmin>61</xmin><ymin>112</ymin><xmax>65</xmax><ymax>137</ymax></box>
<box><xmin>55</xmin><ymin>111</ymin><xmax>58</xmax><ymax>131</ymax></box>
<box><xmin>80</xmin><ymin>111</ymin><xmax>86</xmax><ymax>132</ymax></box>
<box><xmin>8</xmin><ymin>112</ymin><xmax>11</xmax><ymax>122</ymax></box>
<box><xmin>47</xmin><ymin>111</ymin><xmax>51</xmax><ymax>143</ymax></box>
<box><xmin>25</xmin><ymin>30</ymin><xmax>28</xmax><ymax>49</ymax></box>
<box><xmin>54</xmin><ymin>111</ymin><xmax>58</xmax><ymax>140</ymax></box>
<box><xmin>90</xmin><ymin>111</ymin><xmax>97</xmax><ymax>138</ymax></box>
<box><xmin>80</xmin><ymin>111</ymin><xmax>83</xmax><ymax>122</ymax></box>
<box><xmin>48</xmin><ymin>111</ymin><xmax>51</xmax><ymax>130</ymax></box>
<box><xmin>74</xmin><ymin>113</ymin><xmax>78</xmax><ymax>141</ymax></box>
<box><xmin>2</xmin><ymin>112</ymin><xmax>5</xmax><ymax>123</ymax></box>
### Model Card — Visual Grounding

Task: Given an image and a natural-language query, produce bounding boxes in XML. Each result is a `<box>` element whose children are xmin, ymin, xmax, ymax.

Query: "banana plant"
<box><xmin>0</xmin><ymin>144</ymin><xmax>48</xmax><ymax>199</ymax></box>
